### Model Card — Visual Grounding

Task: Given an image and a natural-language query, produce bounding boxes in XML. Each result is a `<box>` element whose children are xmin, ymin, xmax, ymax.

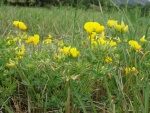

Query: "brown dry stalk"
<box><xmin>66</xmin><ymin>86</ymin><xmax>70</xmax><ymax>113</ymax></box>
<box><xmin>140</xmin><ymin>51</ymin><xmax>150</xmax><ymax>62</ymax></box>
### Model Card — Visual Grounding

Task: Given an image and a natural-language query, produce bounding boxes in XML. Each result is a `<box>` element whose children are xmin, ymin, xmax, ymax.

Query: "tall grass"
<box><xmin>0</xmin><ymin>2</ymin><xmax>150</xmax><ymax>113</ymax></box>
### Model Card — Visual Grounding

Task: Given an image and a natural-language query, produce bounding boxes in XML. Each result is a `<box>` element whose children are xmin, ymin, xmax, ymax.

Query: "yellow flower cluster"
<box><xmin>13</xmin><ymin>21</ymin><xmax>27</xmax><ymax>30</ymax></box>
<box><xmin>84</xmin><ymin>22</ymin><xmax>118</xmax><ymax>50</ymax></box>
<box><xmin>140</xmin><ymin>35</ymin><xmax>147</xmax><ymax>42</ymax></box>
<box><xmin>6</xmin><ymin>37</ymin><xmax>18</xmax><ymax>45</ymax></box>
<box><xmin>60</xmin><ymin>46</ymin><xmax>80</xmax><ymax>58</ymax></box>
<box><xmin>105</xmin><ymin>56</ymin><xmax>112</xmax><ymax>63</ymax></box>
<box><xmin>15</xmin><ymin>44</ymin><xmax>26</xmax><ymax>59</ymax></box>
<box><xmin>43</xmin><ymin>34</ymin><xmax>52</xmax><ymax>44</ymax></box>
<box><xmin>26</xmin><ymin>34</ymin><xmax>40</xmax><ymax>46</ymax></box>
<box><xmin>84</xmin><ymin>22</ymin><xmax>105</xmax><ymax>34</ymax></box>
<box><xmin>107</xmin><ymin>20</ymin><xmax>128</xmax><ymax>33</ymax></box>
<box><xmin>128</xmin><ymin>40</ymin><xmax>142</xmax><ymax>50</ymax></box>
<box><xmin>125</xmin><ymin>67</ymin><xmax>138</xmax><ymax>75</ymax></box>
<box><xmin>90</xmin><ymin>36</ymin><xmax>117</xmax><ymax>49</ymax></box>
<box><xmin>6</xmin><ymin>58</ymin><xmax>18</xmax><ymax>68</ymax></box>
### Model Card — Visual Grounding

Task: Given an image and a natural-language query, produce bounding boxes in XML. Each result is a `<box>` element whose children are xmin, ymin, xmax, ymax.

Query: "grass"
<box><xmin>0</xmin><ymin>3</ymin><xmax>150</xmax><ymax>113</ymax></box>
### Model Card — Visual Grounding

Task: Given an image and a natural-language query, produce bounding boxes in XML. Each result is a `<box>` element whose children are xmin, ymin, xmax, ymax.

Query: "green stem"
<box><xmin>103</xmin><ymin>76</ymin><xmax>112</xmax><ymax>105</ymax></box>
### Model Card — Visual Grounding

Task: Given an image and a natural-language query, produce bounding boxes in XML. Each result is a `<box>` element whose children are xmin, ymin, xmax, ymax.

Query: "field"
<box><xmin>0</xmin><ymin>3</ymin><xmax>150</xmax><ymax>113</ymax></box>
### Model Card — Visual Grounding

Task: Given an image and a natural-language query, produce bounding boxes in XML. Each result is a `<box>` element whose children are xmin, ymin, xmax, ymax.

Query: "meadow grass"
<box><xmin>0</xmin><ymin>3</ymin><xmax>150</xmax><ymax>113</ymax></box>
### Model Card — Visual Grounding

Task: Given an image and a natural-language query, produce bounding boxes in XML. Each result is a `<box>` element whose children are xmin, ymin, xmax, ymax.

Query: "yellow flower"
<box><xmin>18</xmin><ymin>21</ymin><xmax>27</xmax><ymax>30</ymax></box>
<box><xmin>122</xmin><ymin>25</ymin><xmax>128</xmax><ymax>33</ymax></box>
<box><xmin>131</xmin><ymin>67</ymin><xmax>138</xmax><ymax>74</ymax></box>
<box><xmin>62</xmin><ymin>46</ymin><xmax>71</xmax><ymax>55</ymax></box>
<box><xmin>105</xmin><ymin>56</ymin><xmax>112</xmax><ymax>63</ymax></box>
<box><xmin>109</xmin><ymin>40</ymin><xmax>117</xmax><ymax>47</ymax></box>
<box><xmin>128</xmin><ymin>40</ymin><xmax>142</xmax><ymax>50</ymax></box>
<box><xmin>117</xmin><ymin>37</ymin><xmax>121</xmax><ymax>43</ymax></box>
<box><xmin>13</xmin><ymin>21</ymin><xmax>20</xmax><ymax>27</ymax></box>
<box><xmin>140</xmin><ymin>35</ymin><xmax>147</xmax><ymax>42</ymax></box>
<box><xmin>125</xmin><ymin>67</ymin><xmax>131</xmax><ymax>75</ymax></box>
<box><xmin>107</xmin><ymin>20</ymin><xmax>118</xmax><ymax>28</ymax></box>
<box><xmin>48</xmin><ymin>34</ymin><xmax>52</xmax><ymax>38</ymax></box>
<box><xmin>6</xmin><ymin>40</ymin><xmax>11</xmax><ymax>45</ymax></box>
<box><xmin>91</xmin><ymin>40</ymin><xmax>98</xmax><ymax>47</ymax></box>
<box><xmin>54</xmin><ymin>53</ymin><xmax>61</xmax><ymax>60</ymax></box>
<box><xmin>13</xmin><ymin>21</ymin><xmax>27</xmax><ymax>30</ymax></box>
<box><xmin>89</xmin><ymin>32</ymin><xmax>97</xmax><ymax>39</ymax></box>
<box><xmin>114</xmin><ymin>24</ymin><xmax>121</xmax><ymax>32</ymax></box>
<box><xmin>21</xmin><ymin>44</ymin><xmax>25</xmax><ymax>52</ymax></box>
<box><xmin>70</xmin><ymin>48</ymin><xmax>80</xmax><ymax>57</ymax></box>
<box><xmin>16</xmin><ymin>44</ymin><xmax>25</xmax><ymax>59</ymax></box>
<box><xmin>114</xmin><ymin>21</ymin><xmax>128</xmax><ymax>33</ymax></box>
<box><xmin>120</xmin><ymin>21</ymin><xmax>126</xmax><ymax>29</ymax></box>
<box><xmin>26</xmin><ymin>34</ymin><xmax>40</xmax><ymax>46</ymax></box>
<box><xmin>43</xmin><ymin>39</ymin><xmax>52</xmax><ymax>44</ymax></box>
<box><xmin>13</xmin><ymin>37</ymin><xmax>18</xmax><ymax>42</ymax></box>
<box><xmin>102</xmin><ymin>66</ymin><xmax>105</xmax><ymax>69</ymax></box>
<box><xmin>6</xmin><ymin>59</ymin><xmax>16</xmax><ymax>68</ymax></box>
<box><xmin>26</xmin><ymin>36</ymin><xmax>34</xmax><ymax>44</ymax></box>
<box><xmin>126</xmin><ymin>67</ymin><xmax>138</xmax><ymax>75</ymax></box>
<box><xmin>57</xmin><ymin>40</ymin><xmax>64</xmax><ymax>47</ymax></box>
<box><xmin>84</xmin><ymin>22</ymin><xmax>105</xmax><ymax>34</ymax></box>
<box><xmin>59</xmin><ymin>48</ymin><xmax>64</xmax><ymax>53</ymax></box>
<box><xmin>33</xmin><ymin>34</ymin><xmax>40</xmax><ymax>45</ymax></box>
<box><xmin>98</xmin><ymin>38</ymin><xmax>106</xmax><ymax>45</ymax></box>
<box><xmin>131</xmin><ymin>67</ymin><xmax>136</xmax><ymax>71</ymax></box>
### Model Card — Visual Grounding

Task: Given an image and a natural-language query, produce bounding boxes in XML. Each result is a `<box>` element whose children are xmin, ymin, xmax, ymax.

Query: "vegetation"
<box><xmin>0</xmin><ymin>1</ymin><xmax>150</xmax><ymax>113</ymax></box>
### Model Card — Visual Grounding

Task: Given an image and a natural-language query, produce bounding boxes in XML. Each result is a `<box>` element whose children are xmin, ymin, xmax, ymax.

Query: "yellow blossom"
<box><xmin>84</xmin><ymin>22</ymin><xmax>105</xmax><ymax>34</ymax></box>
<box><xmin>140</xmin><ymin>35</ymin><xmax>147</xmax><ymax>42</ymax></box>
<box><xmin>59</xmin><ymin>48</ymin><xmax>64</xmax><ymax>53</ymax></box>
<box><xmin>107</xmin><ymin>20</ymin><xmax>118</xmax><ymax>28</ymax></box>
<box><xmin>132</xmin><ymin>67</ymin><xmax>138</xmax><ymax>74</ymax></box>
<box><xmin>102</xmin><ymin>66</ymin><xmax>105</xmax><ymax>69</ymax></box>
<box><xmin>13</xmin><ymin>21</ymin><xmax>20</xmax><ymax>27</ymax></box>
<box><xmin>6</xmin><ymin>59</ymin><xmax>16</xmax><ymax>68</ymax></box>
<box><xmin>122</xmin><ymin>25</ymin><xmax>128</xmax><ymax>33</ymax></box>
<box><xmin>109</xmin><ymin>40</ymin><xmax>117</xmax><ymax>47</ymax></box>
<box><xmin>54</xmin><ymin>53</ymin><xmax>61</xmax><ymax>60</ymax></box>
<box><xmin>114</xmin><ymin>21</ymin><xmax>128</xmax><ymax>33</ymax></box>
<box><xmin>26</xmin><ymin>34</ymin><xmax>40</xmax><ymax>46</ymax></box>
<box><xmin>13</xmin><ymin>37</ymin><xmax>18</xmax><ymax>42</ymax></box>
<box><xmin>33</xmin><ymin>34</ymin><xmax>40</xmax><ymax>45</ymax></box>
<box><xmin>26</xmin><ymin>36</ymin><xmax>34</xmax><ymax>44</ymax></box>
<box><xmin>62</xmin><ymin>46</ymin><xmax>71</xmax><ymax>55</ymax></box>
<box><xmin>132</xmin><ymin>67</ymin><xmax>136</xmax><ymax>71</ymax></box>
<box><xmin>43</xmin><ymin>39</ymin><xmax>52</xmax><ymax>44</ymax></box>
<box><xmin>18</xmin><ymin>21</ymin><xmax>27</xmax><ymax>30</ymax></box>
<box><xmin>70</xmin><ymin>48</ymin><xmax>80</xmax><ymax>57</ymax></box>
<box><xmin>89</xmin><ymin>32</ymin><xmax>97</xmax><ymax>39</ymax></box>
<box><xmin>16</xmin><ymin>44</ymin><xmax>25</xmax><ymax>59</ymax></box>
<box><xmin>21</xmin><ymin>44</ymin><xmax>25</xmax><ymax>52</ymax></box>
<box><xmin>98</xmin><ymin>38</ymin><xmax>106</xmax><ymax>45</ymax></box>
<box><xmin>117</xmin><ymin>37</ymin><xmax>121</xmax><ymax>43</ymax></box>
<box><xmin>13</xmin><ymin>21</ymin><xmax>27</xmax><ymax>30</ymax></box>
<box><xmin>91</xmin><ymin>40</ymin><xmax>98</xmax><ymax>47</ymax></box>
<box><xmin>120</xmin><ymin>21</ymin><xmax>128</xmax><ymax>33</ymax></box>
<box><xmin>120</xmin><ymin>21</ymin><xmax>126</xmax><ymax>29</ymax></box>
<box><xmin>126</xmin><ymin>67</ymin><xmax>138</xmax><ymax>75</ymax></box>
<box><xmin>128</xmin><ymin>40</ymin><xmax>142</xmax><ymax>50</ymax></box>
<box><xmin>6</xmin><ymin>40</ymin><xmax>11</xmax><ymax>45</ymax></box>
<box><xmin>57</xmin><ymin>40</ymin><xmax>64</xmax><ymax>47</ymax></box>
<box><xmin>105</xmin><ymin>56</ymin><xmax>112</xmax><ymax>63</ymax></box>
<box><xmin>114</xmin><ymin>24</ymin><xmax>121</xmax><ymax>32</ymax></box>
<box><xmin>125</xmin><ymin>67</ymin><xmax>131</xmax><ymax>75</ymax></box>
<box><xmin>48</xmin><ymin>34</ymin><xmax>52</xmax><ymax>38</ymax></box>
